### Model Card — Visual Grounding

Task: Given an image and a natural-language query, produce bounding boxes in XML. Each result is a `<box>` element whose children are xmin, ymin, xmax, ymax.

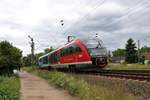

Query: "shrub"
<box><xmin>0</xmin><ymin>76</ymin><xmax>20</xmax><ymax>100</ymax></box>
<box><xmin>0</xmin><ymin>41</ymin><xmax>22</xmax><ymax>75</ymax></box>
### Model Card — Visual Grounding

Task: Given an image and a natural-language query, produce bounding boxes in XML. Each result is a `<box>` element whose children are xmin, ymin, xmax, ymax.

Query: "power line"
<box><xmin>101</xmin><ymin>0</ymin><xmax>150</xmax><ymax>30</ymax></box>
<box><xmin>64</xmin><ymin>0</ymin><xmax>150</xmax><ymax>33</ymax></box>
<box><xmin>63</xmin><ymin>0</ymin><xmax>107</xmax><ymax>34</ymax></box>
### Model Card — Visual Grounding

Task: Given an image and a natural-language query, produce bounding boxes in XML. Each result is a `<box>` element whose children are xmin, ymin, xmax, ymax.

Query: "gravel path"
<box><xmin>19</xmin><ymin>71</ymin><xmax>76</xmax><ymax>100</ymax></box>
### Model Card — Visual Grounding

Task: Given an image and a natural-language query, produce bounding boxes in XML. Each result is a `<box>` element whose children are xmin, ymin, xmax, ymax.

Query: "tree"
<box><xmin>112</xmin><ymin>49</ymin><xmax>125</xmax><ymax>57</ymax></box>
<box><xmin>125</xmin><ymin>38</ymin><xmax>138</xmax><ymax>63</ymax></box>
<box><xmin>22</xmin><ymin>54</ymin><xmax>32</xmax><ymax>66</ymax></box>
<box><xmin>0</xmin><ymin>41</ymin><xmax>22</xmax><ymax>75</ymax></box>
<box><xmin>140</xmin><ymin>46</ymin><xmax>150</xmax><ymax>53</ymax></box>
<box><xmin>23</xmin><ymin>46</ymin><xmax>54</xmax><ymax>66</ymax></box>
<box><xmin>44</xmin><ymin>46</ymin><xmax>54</xmax><ymax>54</ymax></box>
<box><xmin>34</xmin><ymin>52</ymin><xmax>44</xmax><ymax>65</ymax></box>
<box><xmin>23</xmin><ymin>52</ymin><xmax>44</xmax><ymax>66</ymax></box>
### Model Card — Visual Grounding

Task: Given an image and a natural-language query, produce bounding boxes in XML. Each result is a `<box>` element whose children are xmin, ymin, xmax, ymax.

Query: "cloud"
<box><xmin>0</xmin><ymin>0</ymin><xmax>149</xmax><ymax>55</ymax></box>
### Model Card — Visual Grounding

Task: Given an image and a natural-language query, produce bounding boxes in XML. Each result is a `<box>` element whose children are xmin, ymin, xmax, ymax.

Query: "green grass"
<box><xmin>24</xmin><ymin>67</ymin><xmax>137</xmax><ymax>100</ymax></box>
<box><xmin>0</xmin><ymin>76</ymin><xmax>20</xmax><ymax>100</ymax></box>
<box><xmin>106</xmin><ymin>63</ymin><xmax>150</xmax><ymax>70</ymax></box>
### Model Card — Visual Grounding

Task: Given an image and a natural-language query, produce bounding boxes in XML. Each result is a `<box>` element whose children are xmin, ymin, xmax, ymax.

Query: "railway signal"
<box><xmin>28</xmin><ymin>35</ymin><xmax>35</xmax><ymax>65</ymax></box>
<box><xmin>60</xmin><ymin>20</ymin><xmax>64</xmax><ymax>26</ymax></box>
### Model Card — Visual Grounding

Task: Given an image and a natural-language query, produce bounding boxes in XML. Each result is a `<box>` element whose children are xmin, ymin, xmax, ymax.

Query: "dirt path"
<box><xmin>19</xmin><ymin>71</ymin><xmax>76</xmax><ymax>100</ymax></box>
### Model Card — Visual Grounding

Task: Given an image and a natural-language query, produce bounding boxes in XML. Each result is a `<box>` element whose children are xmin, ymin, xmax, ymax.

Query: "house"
<box><xmin>111</xmin><ymin>57</ymin><xmax>125</xmax><ymax>63</ymax></box>
<box><xmin>142</xmin><ymin>52</ymin><xmax>150</xmax><ymax>64</ymax></box>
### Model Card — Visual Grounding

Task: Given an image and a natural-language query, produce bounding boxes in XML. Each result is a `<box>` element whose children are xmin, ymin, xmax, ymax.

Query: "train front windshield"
<box><xmin>82</xmin><ymin>38</ymin><xmax>107</xmax><ymax>57</ymax></box>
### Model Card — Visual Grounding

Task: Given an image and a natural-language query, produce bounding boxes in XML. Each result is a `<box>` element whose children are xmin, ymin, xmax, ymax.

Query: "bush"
<box><xmin>0</xmin><ymin>76</ymin><xmax>20</xmax><ymax>100</ymax></box>
<box><xmin>148</xmin><ymin>61</ymin><xmax>150</xmax><ymax>64</ymax></box>
<box><xmin>0</xmin><ymin>41</ymin><xmax>22</xmax><ymax>75</ymax></box>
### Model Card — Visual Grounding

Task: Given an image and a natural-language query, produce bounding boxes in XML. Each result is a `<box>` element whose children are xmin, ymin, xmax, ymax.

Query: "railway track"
<box><xmin>45</xmin><ymin>68</ymin><xmax>150</xmax><ymax>82</ymax></box>
<box><xmin>74</xmin><ymin>69</ymin><xmax>150</xmax><ymax>82</ymax></box>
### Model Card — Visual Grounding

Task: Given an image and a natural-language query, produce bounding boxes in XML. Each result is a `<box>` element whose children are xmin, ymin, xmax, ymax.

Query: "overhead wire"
<box><xmin>64</xmin><ymin>0</ymin><xmax>150</xmax><ymax>33</ymax></box>
<box><xmin>63</xmin><ymin>0</ymin><xmax>107</xmax><ymax>34</ymax></box>
<box><xmin>100</xmin><ymin>0</ymin><xmax>150</xmax><ymax>31</ymax></box>
<box><xmin>51</xmin><ymin>0</ymin><xmax>107</xmax><ymax>48</ymax></box>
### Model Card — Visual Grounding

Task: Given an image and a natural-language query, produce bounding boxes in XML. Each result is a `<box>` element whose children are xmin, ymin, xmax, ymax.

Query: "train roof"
<box><xmin>39</xmin><ymin>38</ymin><xmax>80</xmax><ymax>59</ymax></box>
<box><xmin>39</xmin><ymin>37</ymin><xmax>105</xmax><ymax>59</ymax></box>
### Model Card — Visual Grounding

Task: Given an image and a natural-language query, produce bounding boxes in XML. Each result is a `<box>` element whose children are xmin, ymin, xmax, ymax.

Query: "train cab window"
<box><xmin>39</xmin><ymin>59</ymin><xmax>42</xmax><ymax>63</ymax></box>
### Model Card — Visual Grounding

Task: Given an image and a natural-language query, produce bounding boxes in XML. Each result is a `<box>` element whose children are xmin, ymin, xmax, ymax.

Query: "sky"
<box><xmin>0</xmin><ymin>0</ymin><xmax>150</xmax><ymax>56</ymax></box>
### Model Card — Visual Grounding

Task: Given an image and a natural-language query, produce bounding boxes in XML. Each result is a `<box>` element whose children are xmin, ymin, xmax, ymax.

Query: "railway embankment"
<box><xmin>24</xmin><ymin>67</ymin><xmax>139</xmax><ymax>100</ymax></box>
<box><xmin>106</xmin><ymin>63</ymin><xmax>150</xmax><ymax>70</ymax></box>
<box><xmin>73</xmin><ymin>74</ymin><xmax>150</xmax><ymax>100</ymax></box>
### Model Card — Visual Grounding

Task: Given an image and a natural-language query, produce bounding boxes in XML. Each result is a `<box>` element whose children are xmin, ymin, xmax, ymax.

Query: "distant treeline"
<box><xmin>111</xmin><ymin>38</ymin><xmax>150</xmax><ymax>63</ymax></box>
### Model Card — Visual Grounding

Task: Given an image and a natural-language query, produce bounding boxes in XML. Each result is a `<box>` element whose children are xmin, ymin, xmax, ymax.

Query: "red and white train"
<box><xmin>38</xmin><ymin>38</ymin><xmax>108</xmax><ymax>70</ymax></box>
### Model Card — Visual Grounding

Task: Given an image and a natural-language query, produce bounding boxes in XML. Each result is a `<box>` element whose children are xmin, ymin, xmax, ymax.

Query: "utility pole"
<box><xmin>28</xmin><ymin>35</ymin><xmax>35</xmax><ymax>65</ymax></box>
<box><xmin>137</xmin><ymin>40</ymin><xmax>140</xmax><ymax>62</ymax></box>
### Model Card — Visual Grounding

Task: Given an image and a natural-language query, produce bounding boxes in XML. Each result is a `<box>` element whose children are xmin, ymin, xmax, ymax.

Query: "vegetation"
<box><xmin>0</xmin><ymin>76</ymin><xmax>20</xmax><ymax>100</ymax></box>
<box><xmin>44</xmin><ymin>46</ymin><xmax>54</xmax><ymax>54</ymax></box>
<box><xmin>112</xmin><ymin>49</ymin><xmax>125</xmax><ymax>57</ymax></box>
<box><xmin>111</xmin><ymin>38</ymin><xmax>150</xmax><ymax>64</ymax></box>
<box><xmin>0</xmin><ymin>41</ymin><xmax>22</xmax><ymax>75</ymax></box>
<box><xmin>24</xmin><ymin>67</ymin><xmax>137</xmax><ymax>100</ymax></box>
<box><xmin>23</xmin><ymin>53</ymin><xmax>44</xmax><ymax>66</ymax></box>
<box><xmin>107</xmin><ymin>63</ymin><xmax>150</xmax><ymax>70</ymax></box>
<box><xmin>23</xmin><ymin>46</ymin><xmax>54</xmax><ymax>66</ymax></box>
<box><xmin>140</xmin><ymin>46</ymin><xmax>150</xmax><ymax>53</ymax></box>
<box><xmin>125</xmin><ymin>38</ymin><xmax>138</xmax><ymax>63</ymax></box>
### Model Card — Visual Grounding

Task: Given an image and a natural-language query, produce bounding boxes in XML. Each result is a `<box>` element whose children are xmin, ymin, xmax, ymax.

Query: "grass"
<box><xmin>24</xmin><ymin>67</ymin><xmax>137</xmax><ymax>100</ymax></box>
<box><xmin>0</xmin><ymin>76</ymin><xmax>20</xmax><ymax>100</ymax></box>
<box><xmin>105</xmin><ymin>63</ymin><xmax>150</xmax><ymax>70</ymax></box>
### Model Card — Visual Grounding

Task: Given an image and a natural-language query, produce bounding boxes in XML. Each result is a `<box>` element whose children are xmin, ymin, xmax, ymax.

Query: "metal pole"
<box><xmin>28</xmin><ymin>35</ymin><xmax>35</xmax><ymax>65</ymax></box>
<box><xmin>138</xmin><ymin>40</ymin><xmax>140</xmax><ymax>62</ymax></box>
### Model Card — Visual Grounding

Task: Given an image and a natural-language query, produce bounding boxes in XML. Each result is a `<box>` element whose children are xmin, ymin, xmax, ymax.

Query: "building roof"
<box><xmin>142</xmin><ymin>52</ymin><xmax>150</xmax><ymax>60</ymax></box>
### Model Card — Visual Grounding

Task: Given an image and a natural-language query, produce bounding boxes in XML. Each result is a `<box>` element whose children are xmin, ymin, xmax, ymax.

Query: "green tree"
<box><xmin>22</xmin><ymin>54</ymin><xmax>32</xmax><ymax>66</ymax></box>
<box><xmin>112</xmin><ymin>49</ymin><xmax>125</xmax><ymax>57</ymax></box>
<box><xmin>0</xmin><ymin>41</ymin><xmax>22</xmax><ymax>75</ymax></box>
<box><xmin>140</xmin><ymin>46</ymin><xmax>150</xmax><ymax>53</ymax></box>
<box><xmin>23</xmin><ymin>46</ymin><xmax>54</xmax><ymax>66</ymax></box>
<box><xmin>23</xmin><ymin>53</ymin><xmax>43</xmax><ymax>66</ymax></box>
<box><xmin>34</xmin><ymin>52</ymin><xmax>44</xmax><ymax>65</ymax></box>
<box><xmin>125</xmin><ymin>38</ymin><xmax>138</xmax><ymax>63</ymax></box>
<box><xmin>44</xmin><ymin>46</ymin><xmax>54</xmax><ymax>54</ymax></box>
<box><xmin>23</xmin><ymin>52</ymin><xmax>44</xmax><ymax>66</ymax></box>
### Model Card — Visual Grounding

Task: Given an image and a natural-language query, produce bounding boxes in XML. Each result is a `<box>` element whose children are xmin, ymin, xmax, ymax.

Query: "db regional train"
<box><xmin>38</xmin><ymin>38</ymin><xmax>108</xmax><ymax>70</ymax></box>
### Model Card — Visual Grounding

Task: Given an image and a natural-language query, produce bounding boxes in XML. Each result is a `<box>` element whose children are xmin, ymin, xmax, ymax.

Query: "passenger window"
<box><xmin>75</xmin><ymin>44</ymin><xmax>81</xmax><ymax>53</ymax></box>
<box><xmin>69</xmin><ymin>45</ymin><xmax>74</xmax><ymax>54</ymax></box>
